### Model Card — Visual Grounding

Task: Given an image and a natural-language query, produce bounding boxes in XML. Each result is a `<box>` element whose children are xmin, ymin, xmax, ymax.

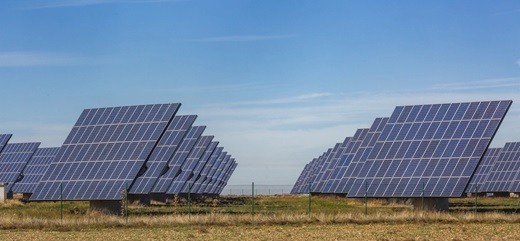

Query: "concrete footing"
<box><xmin>128</xmin><ymin>194</ymin><xmax>151</xmax><ymax>206</ymax></box>
<box><xmin>0</xmin><ymin>183</ymin><xmax>7</xmax><ymax>203</ymax></box>
<box><xmin>89</xmin><ymin>200</ymin><xmax>122</xmax><ymax>215</ymax></box>
<box><xmin>412</xmin><ymin>198</ymin><xmax>449</xmax><ymax>211</ymax></box>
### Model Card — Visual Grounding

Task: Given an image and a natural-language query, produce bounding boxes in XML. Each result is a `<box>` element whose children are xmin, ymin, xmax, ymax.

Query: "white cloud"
<box><xmin>0</xmin><ymin>52</ymin><xmax>80</xmax><ymax>67</ymax></box>
<box><xmin>182</xmin><ymin>81</ymin><xmax>520</xmax><ymax>185</ymax></box>
<box><xmin>517</xmin><ymin>59</ymin><xmax>520</xmax><ymax>67</ymax></box>
<box><xmin>431</xmin><ymin>77</ymin><xmax>520</xmax><ymax>91</ymax></box>
<box><xmin>192</xmin><ymin>34</ymin><xmax>297</xmax><ymax>43</ymax></box>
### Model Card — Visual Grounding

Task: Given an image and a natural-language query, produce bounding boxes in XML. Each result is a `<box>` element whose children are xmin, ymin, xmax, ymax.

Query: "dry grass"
<box><xmin>1</xmin><ymin>222</ymin><xmax>519</xmax><ymax>241</ymax></box>
<box><xmin>2</xmin><ymin>196</ymin><xmax>520</xmax><ymax>240</ymax></box>
<box><xmin>0</xmin><ymin>210</ymin><xmax>519</xmax><ymax>230</ymax></box>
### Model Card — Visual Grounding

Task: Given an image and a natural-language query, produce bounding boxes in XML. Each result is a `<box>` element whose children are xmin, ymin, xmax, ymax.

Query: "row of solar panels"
<box><xmin>0</xmin><ymin>103</ymin><xmax>237</xmax><ymax>201</ymax></box>
<box><xmin>291</xmin><ymin>100</ymin><xmax>513</xmax><ymax>198</ymax></box>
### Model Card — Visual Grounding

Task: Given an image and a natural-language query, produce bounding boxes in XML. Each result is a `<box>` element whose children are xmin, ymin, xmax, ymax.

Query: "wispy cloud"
<box><xmin>182</xmin><ymin>81</ymin><xmax>520</xmax><ymax>184</ymax></box>
<box><xmin>192</xmin><ymin>34</ymin><xmax>297</xmax><ymax>43</ymax></box>
<box><xmin>431</xmin><ymin>77</ymin><xmax>520</xmax><ymax>91</ymax></box>
<box><xmin>220</xmin><ymin>92</ymin><xmax>334</xmax><ymax>106</ymax></box>
<box><xmin>32</xmin><ymin>0</ymin><xmax>187</xmax><ymax>8</ymax></box>
<box><xmin>517</xmin><ymin>59</ymin><xmax>520</xmax><ymax>67</ymax></box>
<box><xmin>0</xmin><ymin>52</ymin><xmax>81</xmax><ymax>67</ymax></box>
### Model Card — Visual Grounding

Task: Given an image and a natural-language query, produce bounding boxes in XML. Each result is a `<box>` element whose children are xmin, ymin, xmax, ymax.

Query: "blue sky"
<box><xmin>1</xmin><ymin>0</ymin><xmax>520</xmax><ymax>185</ymax></box>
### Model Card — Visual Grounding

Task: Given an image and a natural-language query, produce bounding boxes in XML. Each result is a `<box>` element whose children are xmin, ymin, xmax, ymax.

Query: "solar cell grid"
<box><xmin>343</xmin><ymin>118</ymin><xmax>388</xmax><ymax>195</ymax></box>
<box><xmin>0</xmin><ymin>142</ymin><xmax>40</xmax><ymax>194</ymax></box>
<box><xmin>307</xmin><ymin>150</ymin><xmax>331</xmax><ymax>192</ymax></box>
<box><xmin>191</xmin><ymin>146</ymin><xmax>223</xmax><ymax>193</ymax></box>
<box><xmin>129</xmin><ymin>115</ymin><xmax>196</xmax><ymax>194</ymax></box>
<box><xmin>181</xmin><ymin>141</ymin><xmax>218</xmax><ymax>193</ymax></box>
<box><xmin>298</xmin><ymin>155</ymin><xmax>322</xmax><ymax>193</ymax></box>
<box><xmin>167</xmin><ymin>135</ymin><xmax>214</xmax><ymax>194</ymax></box>
<box><xmin>466</xmin><ymin>148</ymin><xmax>502</xmax><ymax>193</ymax></box>
<box><xmin>323</xmin><ymin>128</ymin><xmax>370</xmax><ymax>193</ymax></box>
<box><xmin>216</xmin><ymin>160</ymin><xmax>237</xmax><ymax>194</ymax></box>
<box><xmin>348</xmin><ymin>100</ymin><xmax>511</xmax><ymax>198</ymax></box>
<box><xmin>0</xmin><ymin>134</ymin><xmax>12</xmax><ymax>153</ymax></box>
<box><xmin>291</xmin><ymin>163</ymin><xmax>310</xmax><ymax>194</ymax></box>
<box><xmin>209</xmin><ymin>155</ymin><xmax>232</xmax><ymax>194</ymax></box>
<box><xmin>201</xmin><ymin>152</ymin><xmax>228</xmax><ymax>193</ymax></box>
<box><xmin>482</xmin><ymin>142</ymin><xmax>520</xmax><ymax>193</ymax></box>
<box><xmin>312</xmin><ymin>144</ymin><xmax>341</xmax><ymax>192</ymax></box>
<box><xmin>31</xmin><ymin>103</ymin><xmax>180</xmax><ymax>201</ymax></box>
<box><xmin>11</xmin><ymin>147</ymin><xmax>60</xmax><ymax>194</ymax></box>
<box><xmin>151</xmin><ymin>126</ymin><xmax>206</xmax><ymax>193</ymax></box>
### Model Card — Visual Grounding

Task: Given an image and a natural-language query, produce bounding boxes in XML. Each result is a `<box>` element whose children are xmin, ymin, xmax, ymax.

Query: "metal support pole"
<box><xmin>364</xmin><ymin>182</ymin><xmax>368</xmax><ymax>216</ymax></box>
<box><xmin>60</xmin><ymin>182</ymin><xmax>63</xmax><ymax>225</ymax></box>
<box><xmin>252</xmin><ymin>182</ymin><xmax>255</xmax><ymax>224</ymax></box>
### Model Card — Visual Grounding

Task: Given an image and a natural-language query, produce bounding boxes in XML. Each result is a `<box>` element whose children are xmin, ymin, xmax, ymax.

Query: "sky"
<box><xmin>1</xmin><ymin>0</ymin><xmax>520</xmax><ymax>186</ymax></box>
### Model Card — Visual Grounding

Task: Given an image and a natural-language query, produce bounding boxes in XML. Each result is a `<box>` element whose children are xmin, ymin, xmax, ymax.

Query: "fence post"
<box><xmin>60</xmin><ymin>182</ymin><xmax>63</xmax><ymax>225</ymax></box>
<box><xmin>252</xmin><ymin>182</ymin><xmax>255</xmax><ymax>224</ymax></box>
<box><xmin>308</xmin><ymin>182</ymin><xmax>311</xmax><ymax>218</ymax></box>
<box><xmin>364</xmin><ymin>182</ymin><xmax>368</xmax><ymax>216</ymax></box>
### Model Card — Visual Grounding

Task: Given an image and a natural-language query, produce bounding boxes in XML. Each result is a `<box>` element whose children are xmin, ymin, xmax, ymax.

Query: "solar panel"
<box><xmin>482</xmin><ymin>142</ymin><xmax>520</xmax><ymax>193</ymax></box>
<box><xmin>323</xmin><ymin>129</ymin><xmax>370</xmax><ymax>193</ymax></box>
<box><xmin>167</xmin><ymin>135</ymin><xmax>214</xmax><ymax>194</ymax></box>
<box><xmin>215</xmin><ymin>159</ymin><xmax>237</xmax><ymax>194</ymax></box>
<box><xmin>129</xmin><ymin>115</ymin><xmax>196</xmax><ymax>194</ymax></box>
<box><xmin>297</xmin><ymin>158</ymin><xmax>319</xmax><ymax>193</ymax></box>
<box><xmin>343</xmin><ymin>118</ymin><xmax>388</xmax><ymax>195</ymax></box>
<box><xmin>0</xmin><ymin>142</ymin><xmax>40</xmax><ymax>194</ymax></box>
<box><xmin>151</xmin><ymin>126</ymin><xmax>206</xmax><ymax>193</ymax></box>
<box><xmin>31</xmin><ymin>103</ymin><xmax>180</xmax><ymax>201</ymax></box>
<box><xmin>208</xmin><ymin>155</ymin><xmax>232</xmax><ymax>194</ymax></box>
<box><xmin>466</xmin><ymin>147</ymin><xmax>502</xmax><ymax>193</ymax></box>
<box><xmin>307</xmin><ymin>149</ymin><xmax>332</xmax><ymax>192</ymax></box>
<box><xmin>0</xmin><ymin>134</ymin><xmax>12</xmax><ymax>153</ymax></box>
<box><xmin>317</xmin><ymin>137</ymin><xmax>352</xmax><ymax>193</ymax></box>
<box><xmin>291</xmin><ymin>163</ymin><xmax>310</xmax><ymax>194</ymax></box>
<box><xmin>181</xmin><ymin>141</ymin><xmax>218</xmax><ymax>193</ymax></box>
<box><xmin>348</xmin><ymin>100</ymin><xmax>512</xmax><ymax>198</ymax></box>
<box><xmin>191</xmin><ymin>146</ymin><xmax>223</xmax><ymax>193</ymax></box>
<box><xmin>11</xmin><ymin>147</ymin><xmax>60</xmax><ymax>194</ymax></box>
<box><xmin>312</xmin><ymin>143</ymin><xmax>342</xmax><ymax>192</ymax></box>
<box><xmin>201</xmin><ymin>151</ymin><xmax>228</xmax><ymax>193</ymax></box>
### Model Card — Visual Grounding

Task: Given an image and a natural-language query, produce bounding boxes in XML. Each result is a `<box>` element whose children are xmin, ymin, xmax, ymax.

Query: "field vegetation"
<box><xmin>1</xmin><ymin>195</ymin><xmax>520</xmax><ymax>240</ymax></box>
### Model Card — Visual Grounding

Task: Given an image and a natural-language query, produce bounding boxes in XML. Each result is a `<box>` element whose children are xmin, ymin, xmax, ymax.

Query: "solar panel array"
<box><xmin>466</xmin><ymin>148</ymin><xmax>501</xmax><ymax>194</ymax></box>
<box><xmin>292</xmin><ymin>100</ymin><xmax>512</xmax><ymax>198</ymax></box>
<box><xmin>168</xmin><ymin>135</ymin><xmax>214</xmax><ymax>194</ymax></box>
<box><xmin>0</xmin><ymin>142</ymin><xmax>40</xmax><ymax>194</ymax></box>
<box><xmin>481</xmin><ymin>142</ymin><xmax>520</xmax><ymax>193</ymax></box>
<box><xmin>129</xmin><ymin>115</ymin><xmax>197</xmax><ymax>194</ymax></box>
<box><xmin>11</xmin><ymin>147</ymin><xmax>60</xmax><ymax>194</ymax></box>
<box><xmin>19</xmin><ymin>103</ymin><xmax>238</xmax><ymax>201</ymax></box>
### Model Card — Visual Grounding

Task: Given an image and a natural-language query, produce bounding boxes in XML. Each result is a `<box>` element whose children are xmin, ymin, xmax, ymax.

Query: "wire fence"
<box><xmin>222</xmin><ymin>185</ymin><xmax>294</xmax><ymax>196</ymax></box>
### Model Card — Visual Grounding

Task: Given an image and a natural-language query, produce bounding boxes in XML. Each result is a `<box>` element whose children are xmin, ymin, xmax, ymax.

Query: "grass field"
<box><xmin>1</xmin><ymin>195</ymin><xmax>520</xmax><ymax>240</ymax></box>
